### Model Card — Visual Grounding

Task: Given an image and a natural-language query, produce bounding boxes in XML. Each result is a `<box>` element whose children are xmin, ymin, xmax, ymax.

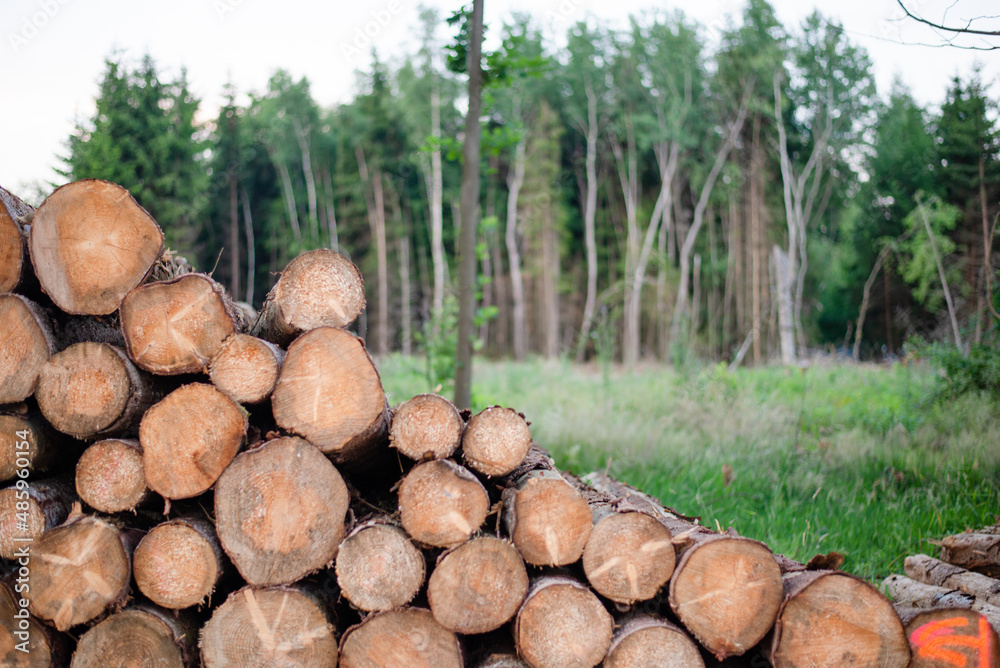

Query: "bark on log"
<box><xmin>397</xmin><ymin>459</ymin><xmax>489</xmax><ymax>548</ymax></box>
<box><xmin>883</xmin><ymin>574</ymin><xmax>1000</xmax><ymax>631</ymax></box>
<box><xmin>214</xmin><ymin>436</ymin><xmax>349</xmax><ymax>586</ymax></box>
<box><xmin>338</xmin><ymin>607</ymin><xmax>462</xmax><ymax>668</ymax></box>
<box><xmin>29</xmin><ymin>511</ymin><xmax>133</xmax><ymax>631</ymax></box>
<box><xmin>0</xmin><ymin>294</ymin><xmax>56</xmax><ymax>403</ymax></box>
<box><xmin>582</xmin><ymin>506</ymin><xmax>675</xmax><ymax>605</ymax></box>
<box><xmin>120</xmin><ymin>273</ymin><xmax>240</xmax><ymax>375</ymax></box>
<box><xmin>604</xmin><ymin>614</ymin><xmax>706</xmax><ymax>668</ymax></box>
<box><xmin>36</xmin><ymin>342</ymin><xmax>160</xmax><ymax>439</ymax></box>
<box><xmin>473</xmin><ymin>655</ymin><xmax>529</xmax><ymax>668</ymax></box>
<box><xmin>513</xmin><ymin>575</ymin><xmax>613</xmax><ymax>668</ymax></box>
<box><xmin>896</xmin><ymin>607</ymin><xmax>1000</xmax><ymax>668</ymax></box>
<box><xmin>0</xmin><ymin>186</ymin><xmax>34</xmax><ymax>295</ymax></box>
<box><xmin>389</xmin><ymin>393</ymin><xmax>464</xmax><ymax>461</ymax></box>
<box><xmin>134</xmin><ymin>517</ymin><xmax>224</xmax><ymax>609</ymax></box>
<box><xmin>200</xmin><ymin>585</ymin><xmax>339</xmax><ymax>668</ymax></box>
<box><xmin>0</xmin><ymin>477</ymin><xmax>75</xmax><ymax>558</ymax></box>
<box><xmin>271</xmin><ymin>327</ymin><xmax>389</xmax><ymax>466</ymax></box>
<box><xmin>770</xmin><ymin>570</ymin><xmax>910</xmax><ymax>668</ymax></box>
<box><xmin>0</xmin><ymin>408</ymin><xmax>61</xmax><ymax>483</ymax></box>
<box><xmin>208</xmin><ymin>334</ymin><xmax>284</xmax><ymax>404</ymax></box>
<box><xmin>427</xmin><ymin>535</ymin><xmax>528</xmax><ymax>634</ymax></box>
<box><xmin>461</xmin><ymin>406</ymin><xmax>532</xmax><ymax>477</ymax></box>
<box><xmin>71</xmin><ymin>606</ymin><xmax>197</xmax><ymax>668</ymax></box>
<box><xmin>0</xmin><ymin>581</ymin><xmax>72</xmax><ymax>668</ymax></box>
<box><xmin>250</xmin><ymin>248</ymin><xmax>365</xmax><ymax>347</ymax></box>
<box><xmin>940</xmin><ymin>533</ymin><xmax>1000</xmax><ymax>578</ymax></box>
<box><xmin>334</xmin><ymin>518</ymin><xmax>425</xmax><ymax>612</ymax></box>
<box><xmin>139</xmin><ymin>383</ymin><xmax>246</xmax><ymax>500</ymax></box>
<box><xmin>907</xmin><ymin>553</ymin><xmax>1000</xmax><ymax>607</ymax></box>
<box><xmin>583</xmin><ymin>470</ymin><xmax>783</xmax><ymax>660</ymax></box>
<box><xmin>503</xmin><ymin>469</ymin><xmax>592</xmax><ymax>567</ymax></box>
<box><xmin>75</xmin><ymin>438</ymin><xmax>148</xmax><ymax>513</ymax></box>
<box><xmin>29</xmin><ymin>179</ymin><xmax>164</xmax><ymax>315</ymax></box>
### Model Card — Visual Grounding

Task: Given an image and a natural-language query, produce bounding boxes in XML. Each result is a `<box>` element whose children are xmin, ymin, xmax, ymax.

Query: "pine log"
<box><xmin>208</xmin><ymin>334</ymin><xmax>284</xmax><ymax>404</ymax></box>
<box><xmin>134</xmin><ymin>517</ymin><xmax>223</xmax><ymax>609</ymax></box>
<box><xmin>120</xmin><ymin>273</ymin><xmax>241</xmax><ymax>375</ymax></box>
<box><xmin>251</xmin><ymin>248</ymin><xmax>366</xmax><ymax>346</ymax></box>
<box><xmin>0</xmin><ymin>478</ymin><xmax>75</xmax><ymax>558</ymax></box>
<box><xmin>907</xmin><ymin>553</ymin><xmax>1000</xmax><ymax>607</ymax></box>
<box><xmin>0</xmin><ymin>294</ymin><xmax>56</xmax><ymax>403</ymax></box>
<box><xmin>338</xmin><ymin>607</ymin><xmax>462</xmax><ymax>668</ymax></box>
<box><xmin>71</xmin><ymin>606</ymin><xmax>196</xmax><ymax>668</ymax></box>
<box><xmin>334</xmin><ymin>518</ymin><xmax>425</xmax><ymax>612</ymax></box>
<box><xmin>29</xmin><ymin>179</ymin><xmax>164</xmax><ymax>315</ymax></box>
<box><xmin>583</xmin><ymin>470</ymin><xmax>783</xmax><ymax>660</ymax></box>
<box><xmin>397</xmin><ymin>459</ymin><xmax>489</xmax><ymax>548</ymax></box>
<box><xmin>214</xmin><ymin>436</ymin><xmax>349</xmax><ymax>586</ymax></box>
<box><xmin>0</xmin><ymin>581</ymin><xmax>72</xmax><ymax>668</ymax></box>
<box><xmin>940</xmin><ymin>533</ymin><xmax>1000</xmax><ymax>578</ymax></box>
<box><xmin>770</xmin><ymin>570</ymin><xmax>910</xmax><ymax>668</ymax></box>
<box><xmin>0</xmin><ymin>408</ymin><xmax>61</xmax><ymax>483</ymax></box>
<box><xmin>582</xmin><ymin>506</ymin><xmax>675</xmax><ymax>604</ymax></box>
<box><xmin>503</xmin><ymin>469</ymin><xmax>592</xmax><ymax>567</ymax></box>
<box><xmin>427</xmin><ymin>535</ymin><xmax>528</xmax><ymax>634</ymax></box>
<box><xmin>272</xmin><ymin>327</ymin><xmax>389</xmax><ymax>466</ymax></box>
<box><xmin>604</xmin><ymin>614</ymin><xmax>706</xmax><ymax>668</ymax></box>
<box><xmin>36</xmin><ymin>342</ymin><xmax>160</xmax><ymax>439</ymax></box>
<box><xmin>461</xmin><ymin>406</ymin><xmax>532</xmax><ymax>477</ymax></box>
<box><xmin>139</xmin><ymin>383</ymin><xmax>246</xmax><ymax>500</ymax></box>
<box><xmin>389</xmin><ymin>393</ymin><xmax>464</xmax><ymax>461</ymax></box>
<box><xmin>896</xmin><ymin>607</ymin><xmax>1000</xmax><ymax>668</ymax></box>
<box><xmin>75</xmin><ymin>438</ymin><xmax>148</xmax><ymax>513</ymax></box>
<box><xmin>29</xmin><ymin>511</ymin><xmax>133</xmax><ymax>631</ymax></box>
<box><xmin>200</xmin><ymin>585</ymin><xmax>338</xmax><ymax>667</ymax></box>
<box><xmin>514</xmin><ymin>575</ymin><xmax>613</xmax><ymax>668</ymax></box>
<box><xmin>0</xmin><ymin>186</ymin><xmax>34</xmax><ymax>295</ymax></box>
<box><xmin>883</xmin><ymin>574</ymin><xmax>1000</xmax><ymax>630</ymax></box>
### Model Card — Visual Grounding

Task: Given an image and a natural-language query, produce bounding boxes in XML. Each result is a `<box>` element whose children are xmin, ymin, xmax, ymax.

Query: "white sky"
<box><xmin>1</xmin><ymin>0</ymin><xmax>997</xmax><ymax>196</ymax></box>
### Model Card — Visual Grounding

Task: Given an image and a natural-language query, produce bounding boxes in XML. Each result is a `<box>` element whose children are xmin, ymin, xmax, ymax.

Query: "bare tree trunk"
<box><xmin>323</xmin><ymin>168</ymin><xmax>339</xmax><ymax>251</ymax></box>
<box><xmin>541</xmin><ymin>198</ymin><xmax>559</xmax><ymax>358</ymax></box>
<box><xmin>916</xmin><ymin>195</ymin><xmax>963</xmax><ymax>349</ymax></box>
<box><xmin>291</xmin><ymin>118</ymin><xmax>319</xmax><ymax>242</ymax></box>
<box><xmin>691</xmin><ymin>254</ymin><xmax>702</xmax><ymax>340</ymax></box>
<box><xmin>269</xmin><ymin>149</ymin><xmax>301</xmax><ymax>240</ymax></box>
<box><xmin>611</xmin><ymin>119</ymin><xmax>640</xmax><ymax>366</ymax></box>
<box><xmin>431</xmin><ymin>77</ymin><xmax>446</xmax><ymax>320</ymax></box>
<box><xmin>773</xmin><ymin>246</ymin><xmax>796</xmax><ymax>364</ymax></box>
<box><xmin>576</xmin><ymin>84</ymin><xmax>600</xmax><ymax>362</ymax></box>
<box><xmin>399</xmin><ymin>235</ymin><xmax>412</xmax><ymax>355</ymax></box>
<box><xmin>240</xmin><ymin>188</ymin><xmax>255</xmax><ymax>305</ymax></box>
<box><xmin>854</xmin><ymin>248</ymin><xmax>887</xmax><ymax>361</ymax></box>
<box><xmin>228</xmin><ymin>165</ymin><xmax>240</xmax><ymax>299</ymax></box>
<box><xmin>355</xmin><ymin>146</ymin><xmax>389</xmax><ymax>355</ymax></box>
<box><xmin>507</xmin><ymin>138</ymin><xmax>527</xmax><ymax>361</ymax></box>
<box><xmin>751</xmin><ymin>114</ymin><xmax>762</xmax><ymax>364</ymax></box>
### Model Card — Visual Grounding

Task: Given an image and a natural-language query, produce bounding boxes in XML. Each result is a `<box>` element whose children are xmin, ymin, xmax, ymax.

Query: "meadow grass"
<box><xmin>377</xmin><ymin>355</ymin><xmax>1000</xmax><ymax>582</ymax></box>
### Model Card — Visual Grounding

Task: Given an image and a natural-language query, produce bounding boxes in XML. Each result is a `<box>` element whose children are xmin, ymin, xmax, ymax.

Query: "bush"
<box><xmin>912</xmin><ymin>338</ymin><xmax>1000</xmax><ymax>400</ymax></box>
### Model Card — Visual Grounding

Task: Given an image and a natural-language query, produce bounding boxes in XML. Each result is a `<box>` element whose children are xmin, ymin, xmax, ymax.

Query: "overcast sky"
<box><xmin>2</xmin><ymin>0</ymin><xmax>997</xmax><ymax>195</ymax></box>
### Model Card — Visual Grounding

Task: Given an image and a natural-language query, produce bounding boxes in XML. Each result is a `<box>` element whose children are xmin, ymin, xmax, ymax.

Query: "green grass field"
<box><xmin>377</xmin><ymin>355</ymin><xmax>1000</xmax><ymax>583</ymax></box>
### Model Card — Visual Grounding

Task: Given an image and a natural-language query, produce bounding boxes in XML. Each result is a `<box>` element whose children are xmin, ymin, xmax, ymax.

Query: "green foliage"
<box><xmin>416</xmin><ymin>296</ymin><xmax>459</xmax><ymax>395</ymax></box>
<box><xmin>910</xmin><ymin>339</ymin><xmax>1000</xmax><ymax>400</ymax></box>
<box><xmin>901</xmin><ymin>196</ymin><xmax>960</xmax><ymax>310</ymax></box>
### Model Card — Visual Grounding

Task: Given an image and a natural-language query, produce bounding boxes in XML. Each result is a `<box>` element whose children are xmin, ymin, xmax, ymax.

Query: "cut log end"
<box><xmin>0</xmin><ymin>191</ymin><xmax>29</xmax><ymax>294</ymax></box>
<box><xmin>398</xmin><ymin>459</ymin><xmax>489</xmax><ymax>548</ymax></box>
<box><xmin>29</xmin><ymin>515</ymin><xmax>131</xmax><ymax>631</ymax></box>
<box><xmin>215</xmin><ymin>436</ymin><xmax>348</xmax><ymax>586</ymax></box>
<box><xmin>898</xmin><ymin>608</ymin><xmax>1000</xmax><ymax>668</ymax></box>
<box><xmin>462</xmin><ymin>406</ymin><xmax>532</xmax><ymax>477</ymax></box>
<box><xmin>75</xmin><ymin>439</ymin><xmax>147</xmax><ymax>513</ymax></box>
<box><xmin>338</xmin><ymin>607</ymin><xmax>462</xmax><ymax>668</ymax></box>
<box><xmin>200</xmin><ymin>586</ymin><xmax>338</xmax><ymax>668</ymax></box>
<box><xmin>335</xmin><ymin>521</ymin><xmax>425</xmax><ymax>612</ymax></box>
<box><xmin>140</xmin><ymin>383</ymin><xmax>246</xmax><ymax>500</ymax></box>
<box><xmin>390</xmin><ymin>393</ymin><xmax>464</xmax><ymax>461</ymax></box>
<box><xmin>428</xmin><ymin>535</ymin><xmax>528</xmax><ymax>634</ymax></box>
<box><xmin>252</xmin><ymin>248</ymin><xmax>366</xmax><ymax>346</ymax></box>
<box><xmin>582</xmin><ymin>509</ymin><xmax>675</xmax><ymax>605</ymax></box>
<box><xmin>0</xmin><ymin>582</ymin><xmax>70</xmax><ymax>668</ymax></box>
<box><xmin>771</xmin><ymin>571</ymin><xmax>910</xmax><ymax>668</ymax></box>
<box><xmin>0</xmin><ymin>294</ymin><xmax>55</xmax><ymax>404</ymax></box>
<box><xmin>669</xmin><ymin>536</ymin><xmax>783</xmax><ymax>659</ymax></box>
<box><xmin>71</xmin><ymin>607</ymin><xmax>193</xmax><ymax>668</ymax></box>
<box><xmin>29</xmin><ymin>179</ymin><xmax>164</xmax><ymax>315</ymax></box>
<box><xmin>0</xmin><ymin>412</ymin><xmax>58</xmax><ymax>483</ymax></box>
<box><xmin>272</xmin><ymin>327</ymin><xmax>388</xmax><ymax>465</ymax></box>
<box><xmin>134</xmin><ymin>519</ymin><xmax>221</xmax><ymax>609</ymax></box>
<box><xmin>208</xmin><ymin>334</ymin><xmax>284</xmax><ymax>404</ymax></box>
<box><xmin>604</xmin><ymin>615</ymin><xmax>706</xmax><ymax>668</ymax></box>
<box><xmin>121</xmin><ymin>273</ymin><xmax>238</xmax><ymax>375</ymax></box>
<box><xmin>514</xmin><ymin>576</ymin><xmax>613</xmax><ymax>668</ymax></box>
<box><xmin>507</xmin><ymin>471</ymin><xmax>592</xmax><ymax>566</ymax></box>
<box><xmin>0</xmin><ymin>479</ymin><xmax>74</xmax><ymax>559</ymax></box>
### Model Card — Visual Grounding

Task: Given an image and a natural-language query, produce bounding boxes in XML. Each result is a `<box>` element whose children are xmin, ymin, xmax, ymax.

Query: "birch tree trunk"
<box><xmin>355</xmin><ymin>145</ymin><xmax>389</xmax><ymax>355</ymax></box>
<box><xmin>240</xmin><ymin>188</ymin><xmax>255</xmax><ymax>305</ymax></box>
<box><xmin>576</xmin><ymin>84</ymin><xmax>600</xmax><ymax>362</ymax></box>
<box><xmin>507</xmin><ymin>138</ymin><xmax>527</xmax><ymax>361</ymax></box>
<box><xmin>268</xmin><ymin>147</ymin><xmax>301</xmax><ymax>241</ymax></box>
<box><xmin>292</xmin><ymin>118</ymin><xmax>319</xmax><ymax>242</ymax></box>
<box><xmin>612</xmin><ymin>118</ymin><xmax>640</xmax><ymax>367</ymax></box>
<box><xmin>430</xmin><ymin>77</ymin><xmax>446</xmax><ymax>320</ymax></box>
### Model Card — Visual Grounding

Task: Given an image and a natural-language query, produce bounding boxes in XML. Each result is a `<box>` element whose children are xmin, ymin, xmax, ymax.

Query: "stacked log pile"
<box><xmin>0</xmin><ymin>178</ymin><xmax>944</xmax><ymax>667</ymax></box>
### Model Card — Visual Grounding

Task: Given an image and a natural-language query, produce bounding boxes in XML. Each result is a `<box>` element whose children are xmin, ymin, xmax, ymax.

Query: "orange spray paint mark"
<box><xmin>910</xmin><ymin>616</ymin><xmax>993</xmax><ymax>668</ymax></box>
